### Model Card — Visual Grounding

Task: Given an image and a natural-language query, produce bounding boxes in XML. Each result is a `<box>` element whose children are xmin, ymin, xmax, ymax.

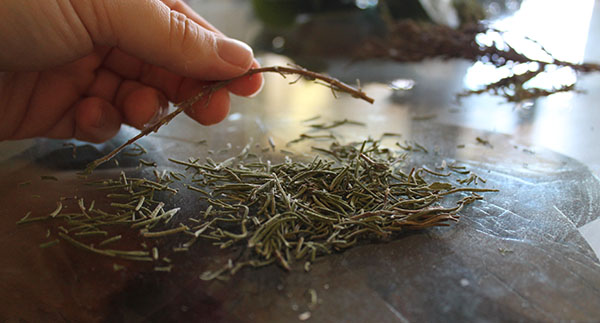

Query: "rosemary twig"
<box><xmin>83</xmin><ymin>65</ymin><xmax>374</xmax><ymax>174</ymax></box>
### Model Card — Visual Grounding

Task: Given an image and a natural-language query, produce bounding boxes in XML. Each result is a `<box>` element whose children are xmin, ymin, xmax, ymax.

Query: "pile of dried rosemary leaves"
<box><xmin>18</xmin><ymin>121</ymin><xmax>497</xmax><ymax>279</ymax></box>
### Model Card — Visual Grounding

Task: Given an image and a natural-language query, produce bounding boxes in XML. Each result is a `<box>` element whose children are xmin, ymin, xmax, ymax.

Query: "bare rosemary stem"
<box><xmin>83</xmin><ymin>65</ymin><xmax>374</xmax><ymax>174</ymax></box>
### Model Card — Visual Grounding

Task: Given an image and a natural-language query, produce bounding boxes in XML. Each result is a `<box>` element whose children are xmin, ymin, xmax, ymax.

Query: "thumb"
<box><xmin>75</xmin><ymin>0</ymin><xmax>254</xmax><ymax>80</ymax></box>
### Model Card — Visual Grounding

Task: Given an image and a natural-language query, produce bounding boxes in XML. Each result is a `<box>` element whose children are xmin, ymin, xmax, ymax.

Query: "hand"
<box><xmin>0</xmin><ymin>0</ymin><xmax>263</xmax><ymax>143</ymax></box>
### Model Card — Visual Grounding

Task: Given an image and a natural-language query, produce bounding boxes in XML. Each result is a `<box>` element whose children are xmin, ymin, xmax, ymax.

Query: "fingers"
<box><xmin>86</xmin><ymin>68</ymin><xmax>122</xmax><ymax>102</ymax></box>
<box><xmin>188</xmin><ymin>88</ymin><xmax>231</xmax><ymax>126</ymax></box>
<box><xmin>74</xmin><ymin>97</ymin><xmax>121</xmax><ymax>143</ymax></box>
<box><xmin>45</xmin><ymin>84</ymin><xmax>165</xmax><ymax>142</ymax></box>
<box><xmin>177</xmin><ymin>78</ymin><xmax>230</xmax><ymax>125</ymax></box>
<box><xmin>121</xmin><ymin>87</ymin><xmax>169</xmax><ymax>129</ymax></box>
<box><xmin>9</xmin><ymin>71</ymin><xmax>82</xmax><ymax>140</ymax></box>
<box><xmin>226</xmin><ymin>61</ymin><xmax>264</xmax><ymax>97</ymax></box>
<box><xmin>44</xmin><ymin>97</ymin><xmax>121</xmax><ymax>143</ymax></box>
<box><xmin>100</xmin><ymin>48</ymin><xmax>144</xmax><ymax>80</ymax></box>
<box><xmin>76</xmin><ymin>0</ymin><xmax>254</xmax><ymax>80</ymax></box>
<box><xmin>113</xmin><ymin>80</ymin><xmax>169</xmax><ymax>129</ymax></box>
<box><xmin>154</xmin><ymin>1</ymin><xmax>265</xmax><ymax>94</ymax></box>
<box><xmin>71</xmin><ymin>0</ymin><xmax>263</xmax><ymax>138</ymax></box>
<box><xmin>103</xmin><ymin>48</ymin><xmax>263</xmax><ymax>99</ymax></box>
<box><xmin>100</xmin><ymin>49</ymin><xmax>261</xmax><ymax>129</ymax></box>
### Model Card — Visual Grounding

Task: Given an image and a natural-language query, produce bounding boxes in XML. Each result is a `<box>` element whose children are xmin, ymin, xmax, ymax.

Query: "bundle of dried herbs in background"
<box><xmin>359</xmin><ymin>20</ymin><xmax>600</xmax><ymax>102</ymax></box>
<box><xmin>252</xmin><ymin>0</ymin><xmax>600</xmax><ymax>102</ymax></box>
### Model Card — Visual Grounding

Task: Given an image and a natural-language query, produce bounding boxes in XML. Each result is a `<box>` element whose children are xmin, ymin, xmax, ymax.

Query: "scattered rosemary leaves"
<box><xmin>168</xmin><ymin>137</ymin><xmax>496</xmax><ymax>276</ymax></box>
<box><xmin>19</xmin><ymin>120</ymin><xmax>497</xmax><ymax>279</ymax></box>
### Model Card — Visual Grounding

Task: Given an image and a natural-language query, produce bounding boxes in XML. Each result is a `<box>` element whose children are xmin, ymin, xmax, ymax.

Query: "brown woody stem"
<box><xmin>82</xmin><ymin>65</ymin><xmax>374</xmax><ymax>174</ymax></box>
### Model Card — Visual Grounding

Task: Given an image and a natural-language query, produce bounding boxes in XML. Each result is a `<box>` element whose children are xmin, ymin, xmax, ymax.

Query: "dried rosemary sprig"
<box><xmin>83</xmin><ymin>65</ymin><xmax>374</xmax><ymax>174</ymax></box>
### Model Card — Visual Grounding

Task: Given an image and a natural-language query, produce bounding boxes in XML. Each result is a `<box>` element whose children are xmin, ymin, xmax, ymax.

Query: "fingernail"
<box><xmin>217</xmin><ymin>37</ymin><xmax>253</xmax><ymax>68</ymax></box>
<box><xmin>143</xmin><ymin>95</ymin><xmax>169</xmax><ymax>128</ymax></box>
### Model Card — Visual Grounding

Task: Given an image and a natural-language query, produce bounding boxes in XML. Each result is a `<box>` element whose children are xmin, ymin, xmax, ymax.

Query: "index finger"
<box><xmin>159</xmin><ymin>0</ymin><xmax>261</xmax><ymax>68</ymax></box>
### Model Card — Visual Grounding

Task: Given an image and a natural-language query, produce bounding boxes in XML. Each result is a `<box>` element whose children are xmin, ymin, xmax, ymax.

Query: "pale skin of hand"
<box><xmin>0</xmin><ymin>0</ymin><xmax>264</xmax><ymax>143</ymax></box>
